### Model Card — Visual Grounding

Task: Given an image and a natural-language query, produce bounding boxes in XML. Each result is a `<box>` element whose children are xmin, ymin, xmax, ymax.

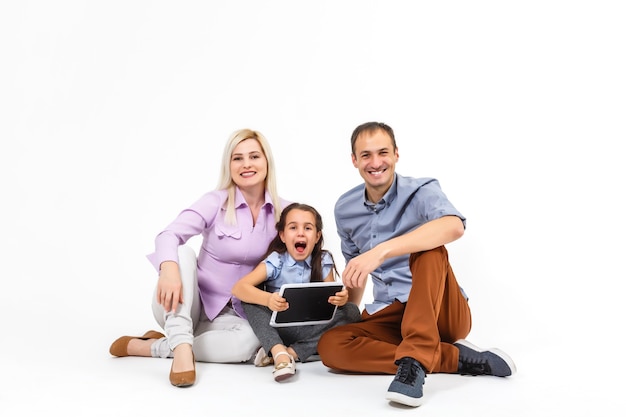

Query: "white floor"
<box><xmin>1</xmin><ymin>318</ymin><xmax>620</xmax><ymax>417</ymax></box>
<box><xmin>3</xmin><ymin>338</ymin><xmax>515</xmax><ymax>416</ymax></box>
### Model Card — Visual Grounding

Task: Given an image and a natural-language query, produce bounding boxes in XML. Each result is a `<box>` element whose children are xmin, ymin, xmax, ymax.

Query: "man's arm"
<box><xmin>342</xmin><ymin>215</ymin><xmax>464</xmax><ymax>289</ymax></box>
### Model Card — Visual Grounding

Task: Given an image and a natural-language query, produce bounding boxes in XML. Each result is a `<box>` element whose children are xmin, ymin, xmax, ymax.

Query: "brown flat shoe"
<box><xmin>109</xmin><ymin>330</ymin><xmax>165</xmax><ymax>357</ymax></box>
<box><xmin>170</xmin><ymin>353</ymin><xmax>196</xmax><ymax>387</ymax></box>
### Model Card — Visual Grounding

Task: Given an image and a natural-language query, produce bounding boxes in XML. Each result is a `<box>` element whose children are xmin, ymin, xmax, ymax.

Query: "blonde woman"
<box><xmin>110</xmin><ymin>129</ymin><xmax>290</xmax><ymax>387</ymax></box>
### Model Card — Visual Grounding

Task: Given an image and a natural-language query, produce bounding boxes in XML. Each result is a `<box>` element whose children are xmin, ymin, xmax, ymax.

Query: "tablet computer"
<box><xmin>269</xmin><ymin>282</ymin><xmax>344</xmax><ymax>327</ymax></box>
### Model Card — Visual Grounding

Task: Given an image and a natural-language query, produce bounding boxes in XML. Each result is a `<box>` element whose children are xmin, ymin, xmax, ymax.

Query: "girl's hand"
<box><xmin>267</xmin><ymin>292</ymin><xmax>289</xmax><ymax>312</ymax></box>
<box><xmin>328</xmin><ymin>287</ymin><xmax>349</xmax><ymax>306</ymax></box>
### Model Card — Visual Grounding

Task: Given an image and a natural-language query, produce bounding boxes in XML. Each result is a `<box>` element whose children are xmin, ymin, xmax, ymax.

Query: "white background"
<box><xmin>1</xmin><ymin>1</ymin><xmax>625</xmax><ymax>415</ymax></box>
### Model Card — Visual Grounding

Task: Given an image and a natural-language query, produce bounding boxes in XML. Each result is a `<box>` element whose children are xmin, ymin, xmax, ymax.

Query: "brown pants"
<box><xmin>317</xmin><ymin>246</ymin><xmax>471</xmax><ymax>374</ymax></box>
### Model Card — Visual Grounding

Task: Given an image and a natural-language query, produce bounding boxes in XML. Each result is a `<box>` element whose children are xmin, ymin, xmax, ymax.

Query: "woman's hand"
<box><xmin>156</xmin><ymin>261</ymin><xmax>183</xmax><ymax>312</ymax></box>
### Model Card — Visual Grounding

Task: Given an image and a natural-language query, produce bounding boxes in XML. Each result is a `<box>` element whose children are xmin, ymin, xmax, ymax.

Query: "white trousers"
<box><xmin>150</xmin><ymin>245</ymin><xmax>260</xmax><ymax>363</ymax></box>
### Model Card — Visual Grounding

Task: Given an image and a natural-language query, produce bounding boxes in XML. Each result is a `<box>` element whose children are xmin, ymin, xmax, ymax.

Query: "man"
<box><xmin>317</xmin><ymin>122</ymin><xmax>515</xmax><ymax>407</ymax></box>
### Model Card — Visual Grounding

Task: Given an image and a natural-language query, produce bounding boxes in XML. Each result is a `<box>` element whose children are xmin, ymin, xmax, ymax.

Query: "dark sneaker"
<box><xmin>454</xmin><ymin>339</ymin><xmax>516</xmax><ymax>377</ymax></box>
<box><xmin>385</xmin><ymin>357</ymin><xmax>426</xmax><ymax>407</ymax></box>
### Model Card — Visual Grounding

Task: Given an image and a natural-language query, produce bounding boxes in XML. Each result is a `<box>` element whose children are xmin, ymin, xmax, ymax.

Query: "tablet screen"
<box><xmin>269</xmin><ymin>282</ymin><xmax>343</xmax><ymax>327</ymax></box>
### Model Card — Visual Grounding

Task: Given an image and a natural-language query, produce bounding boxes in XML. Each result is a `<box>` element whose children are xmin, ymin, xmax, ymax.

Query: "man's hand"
<box><xmin>342</xmin><ymin>246</ymin><xmax>386</xmax><ymax>288</ymax></box>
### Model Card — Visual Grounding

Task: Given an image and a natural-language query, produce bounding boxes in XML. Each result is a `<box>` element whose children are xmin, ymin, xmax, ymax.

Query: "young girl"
<box><xmin>231</xmin><ymin>203</ymin><xmax>361</xmax><ymax>382</ymax></box>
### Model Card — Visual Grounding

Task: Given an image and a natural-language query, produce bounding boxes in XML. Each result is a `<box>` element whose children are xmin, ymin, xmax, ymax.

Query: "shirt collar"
<box><xmin>233</xmin><ymin>187</ymin><xmax>273</xmax><ymax>210</ymax></box>
<box><xmin>363</xmin><ymin>174</ymin><xmax>398</xmax><ymax>212</ymax></box>
<box><xmin>283</xmin><ymin>252</ymin><xmax>313</xmax><ymax>268</ymax></box>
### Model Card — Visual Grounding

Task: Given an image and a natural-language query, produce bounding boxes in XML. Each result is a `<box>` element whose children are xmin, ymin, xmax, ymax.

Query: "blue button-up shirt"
<box><xmin>334</xmin><ymin>174</ymin><xmax>466</xmax><ymax>314</ymax></box>
<box><xmin>263</xmin><ymin>251</ymin><xmax>334</xmax><ymax>293</ymax></box>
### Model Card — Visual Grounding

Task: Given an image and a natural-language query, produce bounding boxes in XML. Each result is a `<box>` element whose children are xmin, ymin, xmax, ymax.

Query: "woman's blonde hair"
<box><xmin>216</xmin><ymin>128</ymin><xmax>282</xmax><ymax>225</ymax></box>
